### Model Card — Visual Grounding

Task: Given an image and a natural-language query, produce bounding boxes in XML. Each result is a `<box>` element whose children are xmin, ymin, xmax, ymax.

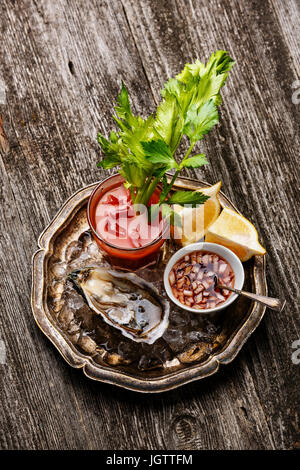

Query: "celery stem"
<box><xmin>142</xmin><ymin>176</ymin><xmax>161</xmax><ymax>206</ymax></box>
<box><xmin>135</xmin><ymin>176</ymin><xmax>152</xmax><ymax>205</ymax></box>
<box><xmin>161</xmin><ymin>143</ymin><xmax>194</xmax><ymax>201</ymax></box>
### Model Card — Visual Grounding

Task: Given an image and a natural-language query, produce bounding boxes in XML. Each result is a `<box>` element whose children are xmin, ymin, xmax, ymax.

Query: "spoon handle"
<box><xmin>218</xmin><ymin>285</ymin><xmax>286</xmax><ymax>312</ymax></box>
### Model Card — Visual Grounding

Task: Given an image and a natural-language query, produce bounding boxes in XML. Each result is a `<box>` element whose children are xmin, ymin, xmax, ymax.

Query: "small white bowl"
<box><xmin>164</xmin><ymin>242</ymin><xmax>245</xmax><ymax>314</ymax></box>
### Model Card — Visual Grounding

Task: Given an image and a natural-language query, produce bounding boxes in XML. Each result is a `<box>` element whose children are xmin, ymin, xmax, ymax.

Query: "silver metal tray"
<box><xmin>31</xmin><ymin>175</ymin><xmax>267</xmax><ymax>392</ymax></box>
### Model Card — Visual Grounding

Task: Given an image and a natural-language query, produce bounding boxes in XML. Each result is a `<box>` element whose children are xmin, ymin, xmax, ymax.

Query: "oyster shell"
<box><xmin>68</xmin><ymin>267</ymin><xmax>169</xmax><ymax>344</ymax></box>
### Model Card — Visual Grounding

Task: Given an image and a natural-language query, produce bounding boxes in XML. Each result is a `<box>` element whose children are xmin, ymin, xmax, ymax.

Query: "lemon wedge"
<box><xmin>205</xmin><ymin>207</ymin><xmax>266</xmax><ymax>261</ymax></box>
<box><xmin>173</xmin><ymin>181</ymin><xmax>222</xmax><ymax>246</ymax></box>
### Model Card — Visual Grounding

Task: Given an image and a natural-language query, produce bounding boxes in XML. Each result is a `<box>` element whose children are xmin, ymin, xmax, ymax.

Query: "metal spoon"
<box><xmin>214</xmin><ymin>276</ymin><xmax>286</xmax><ymax>312</ymax></box>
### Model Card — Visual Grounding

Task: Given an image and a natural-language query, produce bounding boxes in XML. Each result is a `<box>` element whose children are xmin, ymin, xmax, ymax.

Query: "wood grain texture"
<box><xmin>0</xmin><ymin>0</ymin><xmax>299</xmax><ymax>450</ymax></box>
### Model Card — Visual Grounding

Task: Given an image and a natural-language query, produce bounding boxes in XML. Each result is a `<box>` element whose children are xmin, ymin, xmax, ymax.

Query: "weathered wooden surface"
<box><xmin>0</xmin><ymin>0</ymin><xmax>299</xmax><ymax>450</ymax></box>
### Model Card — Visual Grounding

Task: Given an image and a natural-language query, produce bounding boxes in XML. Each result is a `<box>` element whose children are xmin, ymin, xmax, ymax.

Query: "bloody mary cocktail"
<box><xmin>87</xmin><ymin>174</ymin><xmax>168</xmax><ymax>270</ymax></box>
<box><xmin>93</xmin><ymin>53</ymin><xmax>236</xmax><ymax>268</ymax></box>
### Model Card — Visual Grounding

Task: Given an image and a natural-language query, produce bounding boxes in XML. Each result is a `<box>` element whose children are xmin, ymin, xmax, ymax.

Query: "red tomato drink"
<box><xmin>87</xmin><ymin>174</ymin><xmax>167</xmax><ymax>270</ymax></box>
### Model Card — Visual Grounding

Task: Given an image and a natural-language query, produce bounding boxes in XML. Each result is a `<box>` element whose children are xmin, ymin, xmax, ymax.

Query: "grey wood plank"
<box><xmin>122</xmin><ymin>0</ymin><xmax>300</xmax><ymax>450</ymax></box>
<box><xmin>0</xmin><ymin>0</ymin><xmax>299</xmax><ymax>450</ymax></box>
<box><xmin>0</xmin><ymin>0</ymin><xmax>157</xmax><ymax>450</ymax></box>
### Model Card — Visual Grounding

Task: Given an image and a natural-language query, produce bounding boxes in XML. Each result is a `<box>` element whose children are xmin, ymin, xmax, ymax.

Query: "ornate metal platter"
<box><xmin>31</xmin><ymin>175</ymin><xmax>267</xmax><ymax>392</ymax></box>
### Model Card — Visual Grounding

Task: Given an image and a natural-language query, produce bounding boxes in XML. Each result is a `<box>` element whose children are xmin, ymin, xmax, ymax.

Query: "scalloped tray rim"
<box><xmin>31</xmin><ymin>175</ymin><xmax>267</xmax><ymax>393</ymax></box>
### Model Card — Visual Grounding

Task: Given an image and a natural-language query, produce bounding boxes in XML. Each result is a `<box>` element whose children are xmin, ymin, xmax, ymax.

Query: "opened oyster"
<box><xmin>68</xmin><ymin>267</ymin><xmax>169</xmax><ymax>344</ymax></box>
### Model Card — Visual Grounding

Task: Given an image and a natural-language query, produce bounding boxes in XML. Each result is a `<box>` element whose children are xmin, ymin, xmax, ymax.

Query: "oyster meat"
<box><xmin>68</xmin><ymin>267</ymin><xmax>169</xmax><ymax>344</ymax></box>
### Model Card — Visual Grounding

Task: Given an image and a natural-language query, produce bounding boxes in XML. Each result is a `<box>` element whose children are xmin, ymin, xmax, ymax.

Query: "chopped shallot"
<box><xmin>168</xmin><ymin>250</ymin><xmax>234</xmax><ymax>310</ymax></box>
